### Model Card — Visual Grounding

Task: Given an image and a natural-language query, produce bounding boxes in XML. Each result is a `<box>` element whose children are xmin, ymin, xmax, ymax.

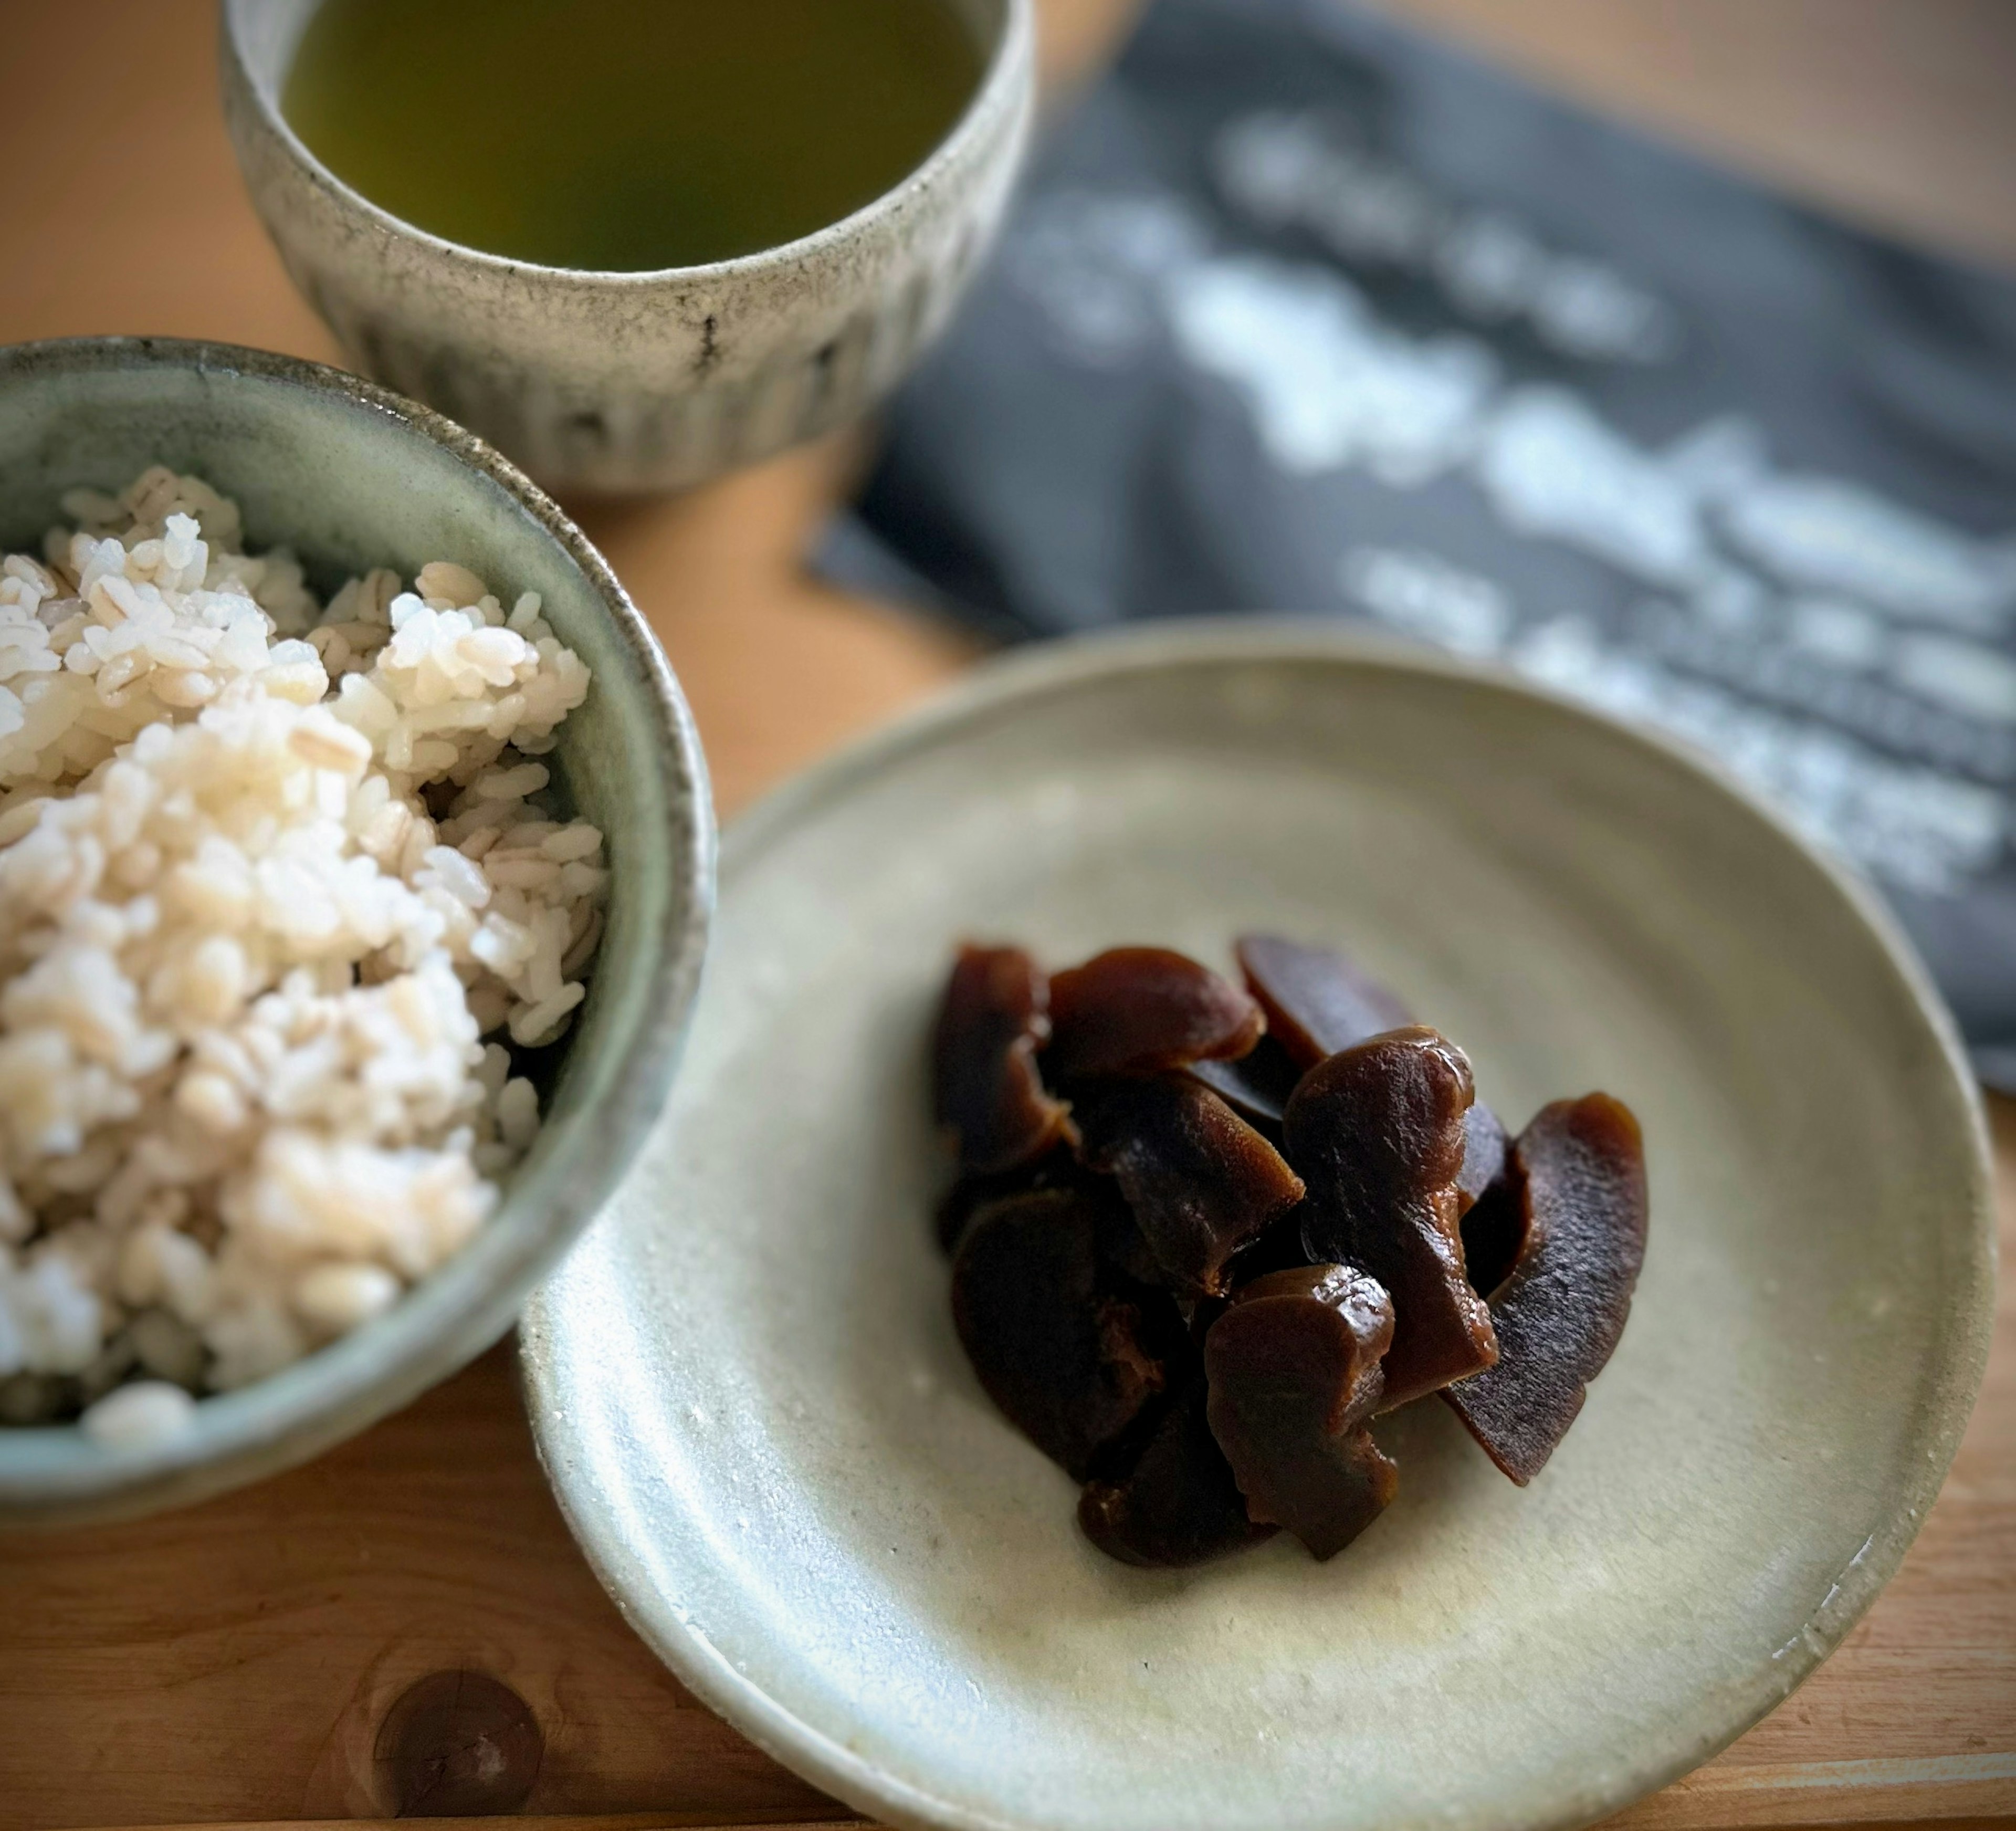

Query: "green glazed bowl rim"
<box><xmin>0</xmin><ymin>334</ymin><xmax>716</xmax><ymax>1525</ymax></box>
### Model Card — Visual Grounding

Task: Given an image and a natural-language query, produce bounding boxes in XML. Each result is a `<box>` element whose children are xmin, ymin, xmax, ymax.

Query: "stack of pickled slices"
<box><xmin>933</xmin><ymin>937</ymin><xmax>1648</xmax><ymax>1568</ymax></box>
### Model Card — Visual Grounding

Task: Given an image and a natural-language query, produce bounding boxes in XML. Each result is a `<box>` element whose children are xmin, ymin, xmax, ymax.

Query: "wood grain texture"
<box><xmin>0</xmin><ymin>0</ymin><xmax>2012</xmax><ymax>1826</ymax></box>
<box><xmin>61</xmin><ymin>1823</ymin><xmax>2016</xmax><ymax>1831</ymax></box>
<box><xmin>75</xmin><ymin>1822</ymin><xmax>863</xmax><ymax>1831</ymax></box>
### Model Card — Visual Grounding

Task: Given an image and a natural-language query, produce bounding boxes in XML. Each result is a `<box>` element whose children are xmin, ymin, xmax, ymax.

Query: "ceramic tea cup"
<box><xmin>220</xmin><ymin>0</ymin><xmax>1035</xmax><ymax>495</ymax></box>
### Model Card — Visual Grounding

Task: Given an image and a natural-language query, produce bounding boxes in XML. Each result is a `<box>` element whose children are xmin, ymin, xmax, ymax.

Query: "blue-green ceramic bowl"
<box><xmin>0</xmin><ymin>336</ymin><xmax>713</xmax><ymax>1524</ymax></box>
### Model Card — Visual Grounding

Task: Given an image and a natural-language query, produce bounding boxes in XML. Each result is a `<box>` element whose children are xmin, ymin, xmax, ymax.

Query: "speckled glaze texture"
<box><xmin>220</xmin><ymin>0</ymin><xmax>1034</xmax><ymax>494</ymax></box>
<box><xmin>521</xmin><ymin>624</ymin><xmax>1993</xmax><ymax>1831</ymax></box>
<box><xmin>0</xmin><ymin>337</ymin><xmax>715</xmax><ymax>1526</ymax></box>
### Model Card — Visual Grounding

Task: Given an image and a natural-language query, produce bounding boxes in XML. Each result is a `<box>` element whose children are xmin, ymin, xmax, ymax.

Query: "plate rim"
<box><xmin>522</xmin><ymin>616</ymin><xmax>1996</xmax><ymax>1831</ymax></box>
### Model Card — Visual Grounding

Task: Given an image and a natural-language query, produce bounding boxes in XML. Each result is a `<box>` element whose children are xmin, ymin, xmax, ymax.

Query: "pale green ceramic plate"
<box><xmin>522</xmin><ymin>623</ymin><xmax>1990</xmax><ymax>1831</ymax></box>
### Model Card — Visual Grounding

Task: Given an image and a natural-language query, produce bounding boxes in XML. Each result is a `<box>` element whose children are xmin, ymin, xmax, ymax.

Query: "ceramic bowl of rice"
<box><xmin>0</xmin><ymin>337</ymin><xmax>712</xmax><ymax>1525</ymax></box>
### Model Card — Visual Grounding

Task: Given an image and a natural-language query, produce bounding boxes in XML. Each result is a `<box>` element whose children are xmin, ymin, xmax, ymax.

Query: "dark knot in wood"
<box><xmin>374</xmin><ymin>1668</ymin><xmax>543</xmax><ymax>1816</ymax></box>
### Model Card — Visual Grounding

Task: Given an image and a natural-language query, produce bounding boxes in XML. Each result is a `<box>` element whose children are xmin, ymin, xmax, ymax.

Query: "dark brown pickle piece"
<box><xmin>1455</xmin><ymin>1107</ymin><xmax>1525</xmax><ymax>1298</ymax></box>
<box><xmin>938</xmin><ymin>1143</ymin><xmax>1167</xmax><ymax>1285</ymax></box>
<box><xmin>952</xmin><ymin>1188</ymin><xmax>1185</xmax><ymax>1480</ymax></box>
<box><xmin>1078</xmin><ymin>1379</ymin><xmax>1276</xmax><ymax>1567</ymax></box>
<box><xmin>1180</xmin><ymin>1291</ymin><xmax>1230</xmax><ymax>1353</ymax></box>
<box><xmin>1235</xmin><ymin>934</ymin><xmax>1412</xmax><ymax>1071</ymax></box>
<box><xmin>1186</xmin><ymin>1032</ymin><xmax>1302</xmax><ymax>1134</ymax></box>
<box><xmin>1088</xmin><ymin>1177</ymin><xmax>1169</xmax><ymax>1290</ymax></box>
<box><xmin>1286</xmin><ymin>1028</ymin><xmax>1498</xmax><ymax>1409</ymax></box>
<box><xmin>1045</xmin><ymin>947</ymin><xmax>1265</xmax><ymax>1079</ymax></box>
<box><xmin>1457</xmin><ymin>1102</ymin><xmax>1509</xmax><ymax>1215</ymax></box>
<box><xmin>1205</xmin><ymin>1264</ymin><xmax>1399</xmax><ymax>1560</ymax></box>
<box><xmin>934</xmin><ymin>944</ymin><xmax>1075</xmax><ymax>1177</ymax></box>
<box><xmin>1443</xmin><ymin>1094</ymin><xmax>1648</xmax><ymax>1484</ymax></box>
<box><xmin>1227</xmin><ymin>1198</ymin><xmax>1317</xmax><ymax>1282</ymax></box>
<box><xmin>935</xmin><ymin>1143</ymin><xmax>1089</xmax><ymax>1255</ymax></box>
<box><xmin>1074</xmin><ymin>1075</ymin><xmax>1306</xmax><ymax>1297</ymax></box>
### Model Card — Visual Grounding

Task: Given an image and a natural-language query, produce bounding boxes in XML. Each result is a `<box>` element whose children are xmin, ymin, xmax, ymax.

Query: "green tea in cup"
<box><xmin>282</xmin><ymin>0</ymin><xmax>984</xmax><ymax>271</ymax></box>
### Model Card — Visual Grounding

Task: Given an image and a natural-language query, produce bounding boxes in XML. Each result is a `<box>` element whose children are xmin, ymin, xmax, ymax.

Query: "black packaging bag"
<box><xmin>829</xmin><ymin>0</ymin><xmax>2016</xmax><ymax>1085</ymax></box>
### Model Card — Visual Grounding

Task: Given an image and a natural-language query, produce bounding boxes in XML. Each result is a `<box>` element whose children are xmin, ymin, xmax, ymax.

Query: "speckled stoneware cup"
<box><xmin>219</xmin><ymin>0</ymin><xmax>1035</xmax><ymax>495</ymax></box>
<box><xmin>0</xmin><ymin>337</ymin><xmax>714</xmax><ymax>1526</ymax></box>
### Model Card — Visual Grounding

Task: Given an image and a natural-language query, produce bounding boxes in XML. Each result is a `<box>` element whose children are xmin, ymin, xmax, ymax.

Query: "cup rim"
<box><xmin>0</xmin><ymin>333</ymin><xmax>716</xmax><ymax>1525</ymax></box>
<box><xmin>220</xmin><ymin>0</ymin><xmax>1037</xmax><ymax>287</ymax></box>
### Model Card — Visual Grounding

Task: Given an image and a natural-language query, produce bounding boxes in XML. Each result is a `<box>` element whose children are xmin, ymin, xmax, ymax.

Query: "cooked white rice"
<box><xmin>0</xmin><ymin>467</ymin><xmax>607</xmax><ymax>1434</ymax></box>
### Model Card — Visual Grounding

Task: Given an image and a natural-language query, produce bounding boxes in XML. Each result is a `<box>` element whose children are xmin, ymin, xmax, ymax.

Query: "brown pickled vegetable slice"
<box><xmin>1075</xmin><ymin>1075</ymin><xmax>1306</xmax><ymax>1296</ymax></box>
<box><xmin>1088</xmin><ymin>1176</ymin><xmax>1170</xmax><ymax>1291</ymax></box>
<box><xmin>1046</xmin><ymin>946</ymin><xmax>1264</xmax><ymax>1079</ymax></box>
<box><xmin>1205</xmin><ymin>1264</ymin><xmax>1398</xmax><ymax>1560</ymax></box>
<box><xmin>1227</xmin><ymin>1198</ymin><xmax>1316</xmax><ymax>1282</ymax></box>
<box><xmin>1179</xmin><ymin>1291</ymin><xmax>1230</xmax><ymax>1353</ymax></box>
<box><xmin>952</xmin><ymin>1188</ymin><xmax>1185</xmax><ymax>1481</ymax></box>
<box><xmin>1236</xmin><ymin>934</ymin><xmax>1411</xmax><ymax>1071</ymax></box>
<box><xmin>1186</xmin><ymin>1033</ymin><xmax>1302</xmax><ymax>1133</ymax></box>
<box><xmin>935</xmin><ymin>1142</ymin><xmax>1097</xmax><ymax>1256</ymax></box>
<box><xmin>1444</xmin><ymin>1094</ymin><xmax>1648</xmax><ymax>1484</ymax></box>
<box><xmin>1456</xmin><ymin>1107</ymin><xmax>1525</xmax><ymax>1298</ymax></box>
<box><xmin>1457</xmin><ymin>1102</ymin><xmax>1509</xmax><ymax>1214</ymax></box>
<box><xmin>934</xmin><ymin>944</ymin><xmax>1075</xmax><ymax>1176</ymax></box>
<box><xmin>1078</xmin><ymin>1379</ymin><xmax>1275</xmax><ymax>1567</ymax></box>
<box><xmin>1286</xmin><ymin>1027</ymin><xmax>1498</xmax><ymax>1409</ymax></box>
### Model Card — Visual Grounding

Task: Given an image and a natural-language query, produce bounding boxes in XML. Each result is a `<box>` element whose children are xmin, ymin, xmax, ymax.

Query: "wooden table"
<box><xmin>2</xmin><ymin>2</ymin><xmax>2012</xmax><ymax>1826</ymax></box>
